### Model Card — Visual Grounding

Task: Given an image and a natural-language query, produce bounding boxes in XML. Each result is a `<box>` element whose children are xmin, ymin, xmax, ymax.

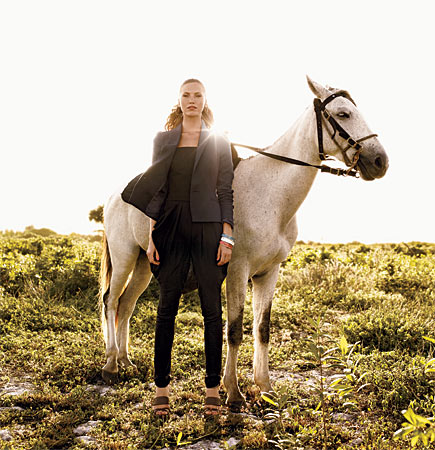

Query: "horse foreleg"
<box><xmin>116</xmin><ymin>251</ymin><xmax>152</xmax><ymax>369</ymax></box>
<box><xmin>223</xmin><ymin>264</ymin><xmax>249</xmax><ymax>410</ymax></box>
<box><xmin>252</xmin><ymin>265</ymin><xmax>280</xmax><ymax>393</ymax></box>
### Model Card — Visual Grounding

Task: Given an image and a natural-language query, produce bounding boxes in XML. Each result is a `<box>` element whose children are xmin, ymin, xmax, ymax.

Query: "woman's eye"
<box><xmin>337</xmin><ymin>112</ymin><xmax>350</xmax><ymax>118</ymax></box>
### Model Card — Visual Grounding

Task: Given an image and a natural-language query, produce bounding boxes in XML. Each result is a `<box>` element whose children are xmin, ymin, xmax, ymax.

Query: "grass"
<box><xmin>0</xmin><ymin>236</ymin><xmax>434</xmax><ymax>448</ymax></box>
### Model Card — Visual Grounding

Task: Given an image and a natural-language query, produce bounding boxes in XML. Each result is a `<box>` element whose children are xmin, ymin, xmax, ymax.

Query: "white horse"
<box><xmin>99</xmin><ymin>77</ymin><xmax>388</xmax><ymax>410</ymax></box>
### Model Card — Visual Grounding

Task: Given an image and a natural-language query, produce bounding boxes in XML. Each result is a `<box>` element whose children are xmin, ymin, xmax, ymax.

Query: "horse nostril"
<box><xmin>375</xmin><ymin>156</ymin><xmax>383</xmax><ymax>169</ymax></box>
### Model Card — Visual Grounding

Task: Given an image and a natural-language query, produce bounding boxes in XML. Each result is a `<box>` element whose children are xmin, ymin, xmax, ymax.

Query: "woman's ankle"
<box><xmin>156</xmin><ymin>385</ymin><xmax>169</xmax><ymax>397</ymax></box>
<box><xmin>205</xmin><ymin>386</ymin><xmax>219</xmax><ymax>397</ymax></box>
<box><xmin>153</xmin><ymin>385</ymin><xmax>170</xmax><ymax>413</ymax></box>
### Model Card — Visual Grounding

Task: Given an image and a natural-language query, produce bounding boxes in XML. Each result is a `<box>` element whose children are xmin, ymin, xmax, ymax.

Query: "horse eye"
<box><xmin>337</xmin><ymin>112</ymin><xmax>350</xmax><ymax>119</ymax></box>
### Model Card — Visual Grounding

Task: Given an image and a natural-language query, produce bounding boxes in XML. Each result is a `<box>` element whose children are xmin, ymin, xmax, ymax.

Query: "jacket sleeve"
<box><xmin>216</xmin><ymin>135</ymin><xmax>235</xmax><ymax>228</ymax></box>
<box><xmin>145</xmin><ymin>131</ymin><xmax>168</xmax><ymax>220</ymax></box>
<box><xmin>121</xmin><ymin>131</ymin><xmax>168</xmax><ymax>220</ymax></box>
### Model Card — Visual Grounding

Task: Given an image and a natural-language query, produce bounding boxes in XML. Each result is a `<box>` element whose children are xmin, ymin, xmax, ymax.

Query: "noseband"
<box><xmin>232</xmin><ymin>90</ymin><xmax>378</xmax><ymax>178</ymax></box>
<box><xmin>314</xmin><ymin>90</ymin><xmax>378</xmax><ymax>176</ymax></box>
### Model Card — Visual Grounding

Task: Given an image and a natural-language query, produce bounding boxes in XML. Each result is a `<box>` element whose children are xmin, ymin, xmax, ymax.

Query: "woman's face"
<box><xmin>179</xmin><ymin>82</ymin><xmax>206</xmax><ymax>118</ymax></box>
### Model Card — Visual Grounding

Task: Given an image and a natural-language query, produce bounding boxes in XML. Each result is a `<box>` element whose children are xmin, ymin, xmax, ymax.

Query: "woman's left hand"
<box><xmin>217</xmin><ymin>242</ymin><xmax>232</xmax><ymax>266</ymax></box>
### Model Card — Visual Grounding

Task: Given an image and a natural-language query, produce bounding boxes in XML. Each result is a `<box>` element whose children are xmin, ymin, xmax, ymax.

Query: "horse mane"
<box><xmin>230</xmin><ymin>86</ymin><xmax>357</xmax><ymax>169</ymax></box>
<box><xmin>326</xmin><ymin>86</ymin><xmax>357</xmax><ymax>106</ymax></box>
<box><xmin>230</xmin><ymin>143</ymin><xmax>242</xmax><ymax>169</ymax></box>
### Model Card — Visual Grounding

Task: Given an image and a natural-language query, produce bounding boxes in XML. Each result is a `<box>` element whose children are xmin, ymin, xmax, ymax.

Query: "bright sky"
<box><xmin>1</xmin><ymin>1</ymin><xmax>434</xmax><ymax>243</ymax></box>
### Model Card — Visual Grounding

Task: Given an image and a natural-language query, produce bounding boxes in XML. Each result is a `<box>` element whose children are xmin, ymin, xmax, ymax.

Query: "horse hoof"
<box><xmin>126</xmin><ymin>363</ymin><xmax>138</xmax><ymax>372</ymax></box>
<box><xmin>102</xmin><ymin>369</ymin><xmax>119</xmax><ymax>385</ymax></box>
<box><xmin>118</xmin><ymin>359</ymin><xmax>137</xmax><ymax>370</ymax></box>
<box><xmin>227</xmin><ymin>400</ymin><xmax>245</xmax><ymax>413</ymax></box>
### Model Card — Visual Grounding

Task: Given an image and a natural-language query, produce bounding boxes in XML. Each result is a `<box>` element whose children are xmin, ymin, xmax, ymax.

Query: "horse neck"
<box><xmin>272</xmin><ymin>107</ymin><xmax>319</xmax><ymax>166</ymax></box>
<box><xmin>248</xmin><ymin>107</ymin><xmax>320</xmax><ymax>226</ymax></box>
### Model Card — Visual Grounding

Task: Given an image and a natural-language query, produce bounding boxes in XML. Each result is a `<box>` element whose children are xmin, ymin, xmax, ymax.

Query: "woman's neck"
<box><xmin>182</xmin><ymin>115</ymin><xmax>202</xmax><ymax>132</ymax></box>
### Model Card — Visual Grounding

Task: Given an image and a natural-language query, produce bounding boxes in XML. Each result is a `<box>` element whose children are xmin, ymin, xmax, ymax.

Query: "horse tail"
<box><xmin>99</xmin><ymin>231</ymin><xmax>112</xmax><ymax>343</ymax></box>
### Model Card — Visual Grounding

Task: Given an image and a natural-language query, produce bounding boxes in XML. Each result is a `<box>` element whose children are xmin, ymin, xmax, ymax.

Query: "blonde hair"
<box><xmin>164</xmin><ymin>78</ymin><xmax>214</xmax><ymax>131</ymax></box>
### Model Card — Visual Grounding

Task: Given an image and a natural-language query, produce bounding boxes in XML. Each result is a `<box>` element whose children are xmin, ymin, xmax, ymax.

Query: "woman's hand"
<box><xmin>147</xmin><ymin>219</ymin><xmax>160</xmax><ymax>265</ymax></box>
<box><xmin>217</xmin><ymin>242</ymin><xmax>232</xmax><ymax>266</ymax></box>
<box><xmin>217</xmin><ymin>222</ymin><xmax>233</xmax><ymax>266</ymax></box>
<box><xmin>147</xmin><ymin>238</ymin><xmax>160</xmax><ymax>265</ymax></box>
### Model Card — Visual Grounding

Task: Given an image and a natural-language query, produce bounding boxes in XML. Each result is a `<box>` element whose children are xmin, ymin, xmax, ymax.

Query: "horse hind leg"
<box><xmin>251</xmin><ymin>265</ymin><xmax>280</xmax><ymax>393</ymax></box>
<box><xmin>102</xmin><ymin>248</ymin><xmax>139</xmax><ymax>384</ymax></box>
<box><xmin>116</xmin><ymin>249</ymin><xmax>152</xmax><ymax>369</ymax></box>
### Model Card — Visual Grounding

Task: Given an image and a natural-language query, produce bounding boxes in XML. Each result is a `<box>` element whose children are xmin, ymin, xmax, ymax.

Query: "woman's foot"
<box><xmin>152</xmin><ymin>386</ymin><xmax>170</xmax><ymax>418</ymax></box>
<box><xmin>204</xmin><ymin>386</ymin><xmax>221</xmax><ymax>417</ymax></box>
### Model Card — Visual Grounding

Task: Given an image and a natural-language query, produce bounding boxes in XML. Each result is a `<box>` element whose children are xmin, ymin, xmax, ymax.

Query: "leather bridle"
<box><xmin>232</xmin><ymin>90</ymin><xmax>378</xmax><ymax>178</ymax></box>
<box><xmin>314</xmin><ymin>90</ymin><xmax>378</xmax><ymax>176</ymax></box>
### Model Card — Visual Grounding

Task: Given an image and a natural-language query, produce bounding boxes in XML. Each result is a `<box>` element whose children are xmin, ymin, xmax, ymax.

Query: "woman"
<box><xmin>121</xmin><ymin>78</ymin><xmax>234</xmax><ymax>417</ymax></box>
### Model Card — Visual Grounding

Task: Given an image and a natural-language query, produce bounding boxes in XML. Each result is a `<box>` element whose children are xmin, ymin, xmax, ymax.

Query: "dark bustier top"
<box><xmin>166</xmin><ymin>146</ymin><xmax>197</xmax><ymax>201</ymax></box>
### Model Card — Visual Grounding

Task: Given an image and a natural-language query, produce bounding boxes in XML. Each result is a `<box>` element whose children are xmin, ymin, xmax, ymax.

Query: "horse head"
<box><xmin>307</xmin><ymin>76</ymin><xmax>389</xmax><ymax>180</ymax></box>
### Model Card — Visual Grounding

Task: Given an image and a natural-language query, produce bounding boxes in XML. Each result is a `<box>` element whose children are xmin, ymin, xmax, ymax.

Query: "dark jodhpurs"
<box><xmin>150</xmin><ymin>200</ymin><xmax>228</xmax><ymax>388</ymax></box>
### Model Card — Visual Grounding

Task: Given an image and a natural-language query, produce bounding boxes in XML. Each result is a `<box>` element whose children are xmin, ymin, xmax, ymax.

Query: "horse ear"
<box><xmin>306</xmin><ymin>75</ymin><xmax>331</xmax><ymax>99</ymax></box>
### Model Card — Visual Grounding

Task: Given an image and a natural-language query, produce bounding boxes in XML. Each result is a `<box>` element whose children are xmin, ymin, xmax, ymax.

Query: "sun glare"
<box><xmin>208</xmin><ymin>123</ymin><xmax>229</xmax><ymax>138</ymax></box>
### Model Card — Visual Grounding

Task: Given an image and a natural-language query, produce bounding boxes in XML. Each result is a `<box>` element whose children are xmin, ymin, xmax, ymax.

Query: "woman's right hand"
<box><xmin>147</xmin><ymin>238</ymin><xmax>160</xmax><ymax>265</ymax></box>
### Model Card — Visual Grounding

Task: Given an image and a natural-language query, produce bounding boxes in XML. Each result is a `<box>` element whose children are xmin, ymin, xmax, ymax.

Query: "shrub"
<box><xmin>343</xmin><ymin>303</ymin><xmax>434</xmax><ymax>354</ymax></box>
<box><xmin>0</xmin><ymin>236</ymin><xmax>101</xmax><ymax>301</ymax></box>
<box><xmin>358</xmin><ymin>350</ymin><xmax>434</xmax><ymax>415</ymax></box>
<box><xmin>375</xmin><ymin>252</ymin><xmax>435</xmax><ymax>301</ymax></box>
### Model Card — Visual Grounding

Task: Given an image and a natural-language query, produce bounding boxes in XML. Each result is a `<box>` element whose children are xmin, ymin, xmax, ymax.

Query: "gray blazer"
<box><xmin>121</xmin><ymin>120</ymin><xmax>234</xmax><ymax>227</ymax></box>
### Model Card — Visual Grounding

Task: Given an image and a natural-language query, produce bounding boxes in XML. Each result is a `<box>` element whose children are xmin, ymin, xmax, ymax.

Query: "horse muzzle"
<box><xmin>357</xmin><ymin>143</ymin><xmax>389</xmax><ymax>180</ymax></box>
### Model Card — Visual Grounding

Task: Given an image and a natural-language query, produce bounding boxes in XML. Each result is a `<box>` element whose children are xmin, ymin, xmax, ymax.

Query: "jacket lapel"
<box><xmin>161</xmin><ymin>120</ymin><xmax>210</xmax><ymax>173</ymax></box>
<box><xmin>193</xmin><ymin>120</ymin><xmax>211</xmax><ymax>172</ymax></box>
<box><xmin>159</xmin><ymin>123</ymin><xmax>182</xmax><ymax>160</ymax></box>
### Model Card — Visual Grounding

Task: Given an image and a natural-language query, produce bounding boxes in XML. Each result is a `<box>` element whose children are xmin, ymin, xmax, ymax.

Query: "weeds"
<box><xmin>327</xmin><ymin>335</ymin><xmax>370</xmax><ymax>408</ymax></box>
<box><xmin>394</xmin><ymin>407</ymin><xmax>435</xmax><ymax>447</ymax></box>
<box><xmin>393</xmin><ymin>337</ymin><xmax>435</xmax><ymax>448</ymax></box>
<box><xmin>305</xmin><ymin>315</ymin><xmax>332</xmax><ymax>448</ymax></box>
<box><xmin>1</xmin><ymin>237</ymin><xmax>435</xmax><ymax>448</ymax></box>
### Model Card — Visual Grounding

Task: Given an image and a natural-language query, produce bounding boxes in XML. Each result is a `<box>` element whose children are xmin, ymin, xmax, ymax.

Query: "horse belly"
<box><xmin>236</xmin><ymin>238</ymin><xmax>290</xmax><ymax>278</ymax></box>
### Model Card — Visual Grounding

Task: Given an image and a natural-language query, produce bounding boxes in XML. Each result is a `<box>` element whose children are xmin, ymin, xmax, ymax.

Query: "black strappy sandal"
<box><xmin>204</xmin><ymin>396</ymin><xmax>222</xmax><ymax>417</ymax></box>
<box><xmin>152</xmin><ymin>396</ymin><xmax>170</xmax><ymax>419</ymax></box>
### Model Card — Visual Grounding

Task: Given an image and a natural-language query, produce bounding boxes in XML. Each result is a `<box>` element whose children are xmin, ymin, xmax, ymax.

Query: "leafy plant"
<box><xmin>394</xmin><ymin>407</ymin><xmax>435</xmax><ymax>447</ymax></box>
<box><xmin>327</xmin><ymin>335</ymin><xmax>369</xmax><ymax>408</ymax></box>
<box><xmin>305</xmin><ymin>316</ymin><xmax>333</xmax><ymax>449</ymax></box>
<box><xmin>261</xmin><ymin>387</ymin><xmax>291</xmax><ymax>433</ymax></box>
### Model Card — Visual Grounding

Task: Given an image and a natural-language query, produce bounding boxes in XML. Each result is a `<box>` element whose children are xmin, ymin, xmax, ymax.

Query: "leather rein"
<box><xmin>231</xmin><ymin>91</ymin><xmax>378</xmax><ymax>178</ymax></box>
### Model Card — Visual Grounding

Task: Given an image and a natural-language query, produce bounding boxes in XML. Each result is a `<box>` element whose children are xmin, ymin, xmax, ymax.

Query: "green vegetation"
<box><xmin>88</xmin><ymin>206</ymin><xmax>104</xmax><ymax>225</ymax></box>
<box><xmin>1</xmin><ymin>236</ymin><xmax>434</xmax><ymax>449</ymax></box>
